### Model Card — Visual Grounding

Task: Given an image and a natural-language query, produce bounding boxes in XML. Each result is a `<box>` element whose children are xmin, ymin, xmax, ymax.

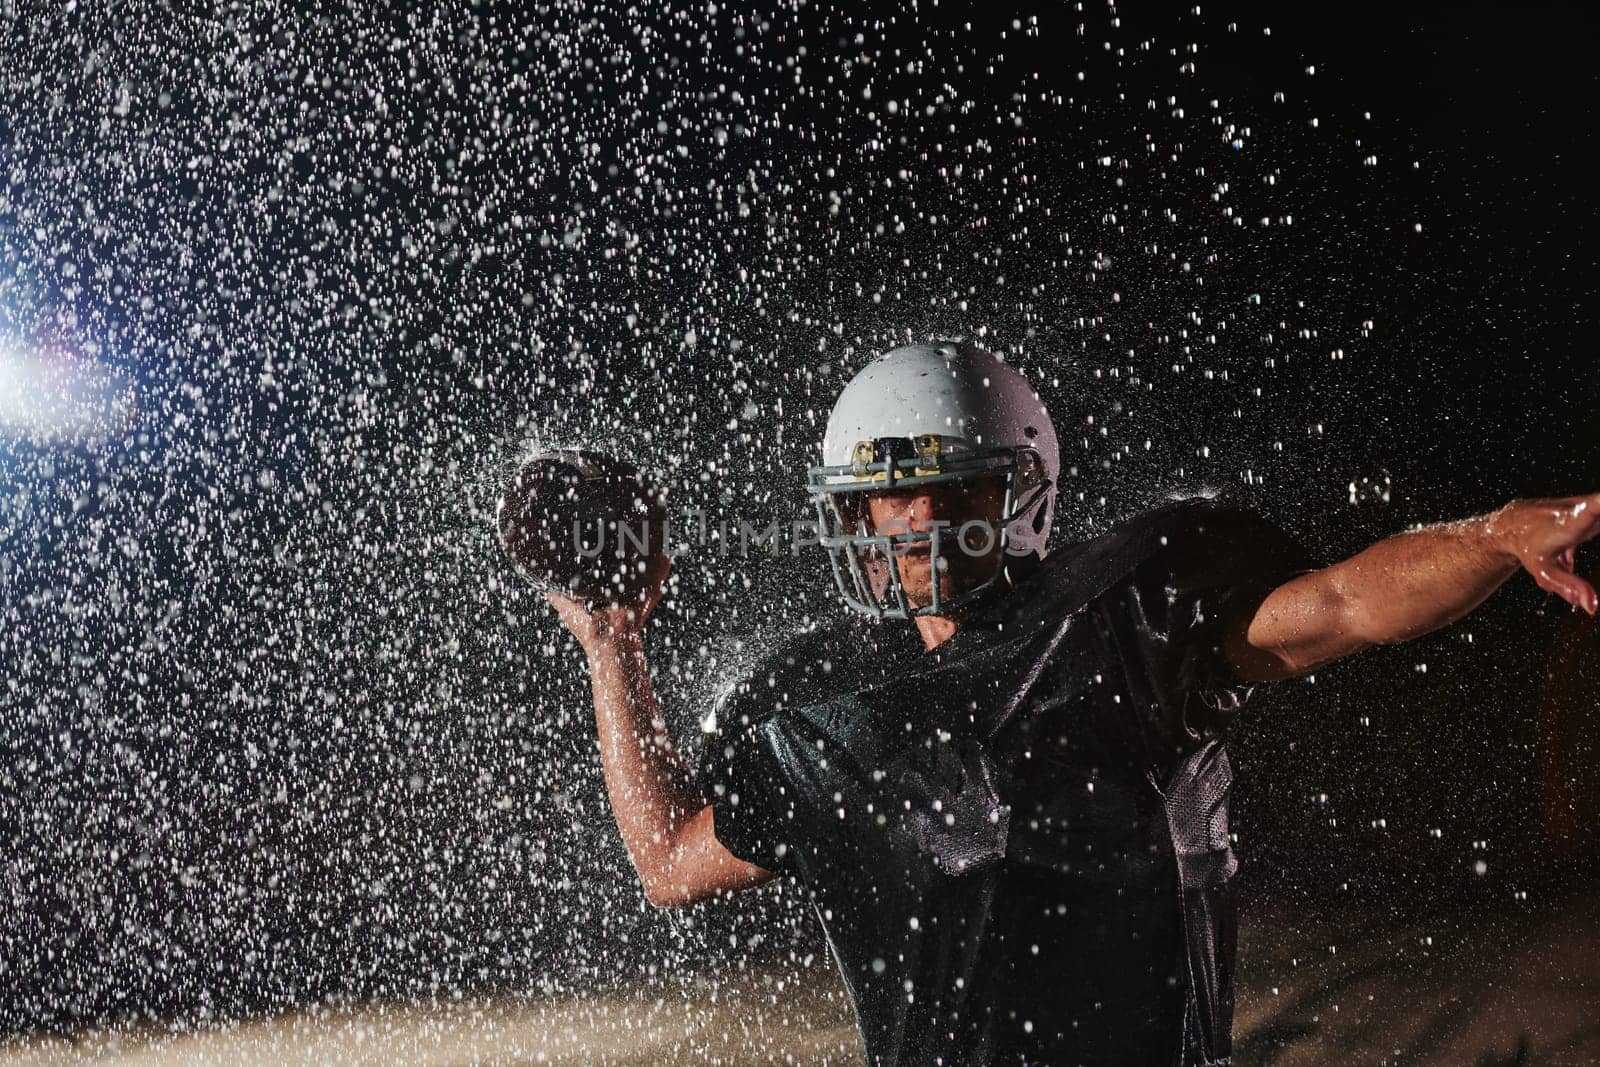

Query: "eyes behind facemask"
<box><xmin>857</xmin><ymin>477</ymin><xmax>1009</xmax><ymax>524</ymax></box>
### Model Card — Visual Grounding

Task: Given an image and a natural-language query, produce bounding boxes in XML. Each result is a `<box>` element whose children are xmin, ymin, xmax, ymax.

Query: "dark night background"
<box><xmin>0</xmin><ymin>0</ymin><xmax>1596</xmax><ymax>1044</ymax></box>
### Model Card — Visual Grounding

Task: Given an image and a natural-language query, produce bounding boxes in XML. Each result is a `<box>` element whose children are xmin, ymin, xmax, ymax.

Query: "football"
<box><xmin>496</xmin><ymin>450</ymin><xmax>670</xmax><ymax>605</ymax></box>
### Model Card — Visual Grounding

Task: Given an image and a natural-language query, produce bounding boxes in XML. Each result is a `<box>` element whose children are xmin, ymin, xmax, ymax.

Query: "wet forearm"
<box><xmin>1324</xmin><ymin>509</ymin><xmax>1520</xmax><ymax>646</ymax></box>
<box><xmin>582</xmin><ymin>635</ymin><xmax>704</xmax><ymax>888</ymax></box>
<box><xmin>1241</xmin><ymin>514</ymin><xmax>1513</xmax><ymax>679</ymax></box>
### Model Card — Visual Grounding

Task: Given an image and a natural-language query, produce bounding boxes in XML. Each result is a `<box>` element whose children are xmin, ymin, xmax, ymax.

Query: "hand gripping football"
<box><xmin>496</xmin><ymin>450</ymin><xmax>670</xmax><ymax>606</ymax></box>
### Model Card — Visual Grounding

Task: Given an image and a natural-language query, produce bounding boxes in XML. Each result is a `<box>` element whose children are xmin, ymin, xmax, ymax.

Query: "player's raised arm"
<box><xmin>498</xmin><ymin>452</ymin><xmax>774</xmax><ymax>908</ymax></box>
<box><xmin>1223</xmin><ymin>493</ymin><xmax>1600</xmax><ymax>682</ymax></box>
<box><xmin>545</xmin><ymin>583</ymin><xmax>776</xmax><ymax>907</ymax></box>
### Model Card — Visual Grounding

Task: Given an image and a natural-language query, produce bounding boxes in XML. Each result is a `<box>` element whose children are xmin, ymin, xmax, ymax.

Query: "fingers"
<box><xmin>1532</xmin><ymin>555</ymin><xmax>1598</xmax><ymax>615</ymax></box>
<box><xmin>1571</xmin><ymin>575</ymin><xmax>1600</xmax><ymax>616</ymax></box>
<box><xmin>541</xmin><ymin>589</ymin><xmax>579</xmax><ymax>618</ymax></box>
<box><xmin>540</xmin><ymin>564</ymin><xmax>675</xmax><ymax>645</ymax></box>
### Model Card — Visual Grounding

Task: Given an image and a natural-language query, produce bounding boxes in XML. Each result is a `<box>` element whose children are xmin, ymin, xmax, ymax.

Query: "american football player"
<box><xmin>545</xmin><ymin>340</ymin><xmax>1600</xmax><ymax>1066</ymax></box>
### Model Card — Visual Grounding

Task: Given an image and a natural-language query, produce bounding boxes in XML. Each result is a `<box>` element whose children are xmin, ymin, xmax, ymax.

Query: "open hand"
<box><xmin>1488</xmin><ymin>494</ymin><xmax>1600</xmax><ymax>615</ymax></box>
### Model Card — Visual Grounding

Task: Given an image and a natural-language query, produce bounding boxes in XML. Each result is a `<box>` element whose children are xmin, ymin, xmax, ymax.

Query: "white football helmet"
<box><xmin>807</xmin><ymin>340</ymin><xmax>1060</xmax><ymax>619</ymax></box>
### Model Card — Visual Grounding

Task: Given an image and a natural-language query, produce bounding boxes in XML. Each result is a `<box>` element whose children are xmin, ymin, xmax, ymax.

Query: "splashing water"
<box><xmin>1</xmin><ymin>1</ymin><xmax>1516</xmax><ymax>1060</ymax></box>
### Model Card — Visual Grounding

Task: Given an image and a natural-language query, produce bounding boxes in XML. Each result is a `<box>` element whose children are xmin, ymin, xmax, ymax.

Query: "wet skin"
<box><xmin>864</xmin><ymin>476</ymin><xmax>1009</xmax><ymax>610</ymax></box>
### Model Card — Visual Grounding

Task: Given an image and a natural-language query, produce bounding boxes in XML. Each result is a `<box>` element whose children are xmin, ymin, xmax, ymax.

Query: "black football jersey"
<box><xmin>699</xmin><ymin>495</ymin><xmax>1314</xmax><ymax>1066</ymax></box>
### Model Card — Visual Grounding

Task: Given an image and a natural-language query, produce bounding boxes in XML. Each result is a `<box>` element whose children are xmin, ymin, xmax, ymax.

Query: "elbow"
<box><xmin>633</xmin><ymin>807</ymin><xmax>764</xmax><ymax>908</ymax></box>
<box><xmin>634</xmin><ymin>856</ymin><xmax>682</xmax><ymax>908</ymax></box>
<box><xmin>641</xmin><ymin>880</ymin><xmax>684</xmax><ymax>909</ymax></box>
<box><xmin>637</xmin><ymin>849</ymin><xmax>707</xmax><ymax>908</ymax></box>
<box><xmin>1242</xmin><ymin>578</ymin><xmax>1371</xmax><ymax>680</ymax></box>
<box><xmin>641</xmin><ymin>877</ymin><xmax>708</xmax><ymax>909</ymax></box>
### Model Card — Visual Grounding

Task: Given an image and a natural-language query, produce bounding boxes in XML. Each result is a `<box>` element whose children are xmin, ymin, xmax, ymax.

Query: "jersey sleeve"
<box><xmin>696</xmin><ymin>624</ymin><xmax>922</xmax><ymax>873</ymax></box>
<box><xmin>695</xmin><ymin>649</ymin><xmax>834</xmax><ymax>875</ymax></box>
<box><xmin>1116</xmin><ymin>499</ymin><xmax>1317</xmax><ymax>744</ymax></box>
<box><xmin>697</xmin><ymin>703</ymin><xmax>805</xmax><ymax>874</ymax></box>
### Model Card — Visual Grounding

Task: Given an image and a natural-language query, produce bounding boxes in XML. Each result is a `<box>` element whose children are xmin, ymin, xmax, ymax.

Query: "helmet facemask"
<box><xmin>807</xmin><ymin>434</ymin><xmax>1052</xmax><ymax>620</ymax></box>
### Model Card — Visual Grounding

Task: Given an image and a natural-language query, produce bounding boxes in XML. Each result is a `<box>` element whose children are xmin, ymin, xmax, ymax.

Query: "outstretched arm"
<box><xmin>1225</xmin><ymin>494</ymin><xmax>1600</xmax><ymax>682</ymax></box>
<box><xmin>545</xmin><ymin>572</ymin><xmax>775</xmax><ymax>907</ymax></box>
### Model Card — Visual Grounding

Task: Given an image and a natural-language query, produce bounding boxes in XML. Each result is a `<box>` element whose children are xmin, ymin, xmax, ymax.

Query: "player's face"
<box><xmin>865</xmin><ymin>476</ymin><xmax>1007</xmax><ymax>610</ymax></box>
